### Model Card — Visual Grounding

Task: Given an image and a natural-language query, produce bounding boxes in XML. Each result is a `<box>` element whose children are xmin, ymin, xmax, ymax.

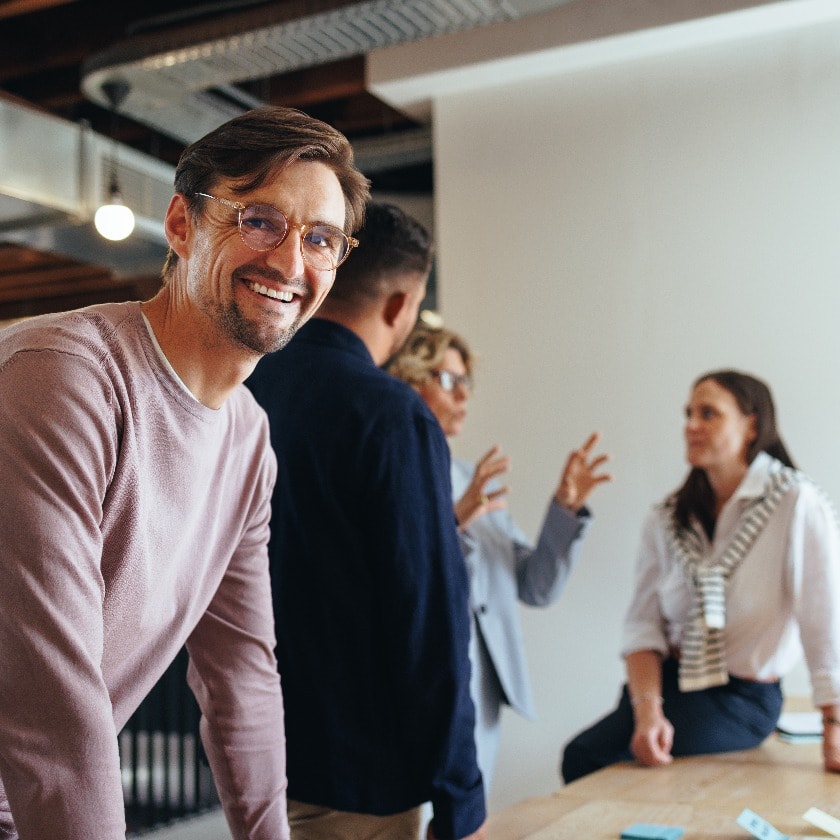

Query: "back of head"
<box><xmin>164</xmin><ymin>106</ymin><xmax>370</xmax><ymax>279</ymax></box>
<box><xmin>322</xmin><ymin>201</ymin><xmax>433</xmax><ymax>314</ymax></box>
<box><xmin>388</xmin><ymin>322</ymin><xmax>473</xmax><ymax>386</ymax></box>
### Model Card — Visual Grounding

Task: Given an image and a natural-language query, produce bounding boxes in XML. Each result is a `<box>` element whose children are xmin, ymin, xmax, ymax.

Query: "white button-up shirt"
<box><xmin>622</xmin><ymin>452</ymin><xmax>840</xmax><ymax>706</ymax></box>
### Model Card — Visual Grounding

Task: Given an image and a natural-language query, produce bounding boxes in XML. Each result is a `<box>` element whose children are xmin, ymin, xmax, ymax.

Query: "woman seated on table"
<box><xmin>561</xmin><ymin>369</ymin><xmax>840</xmax><ymax>783</ymax></box>
<box><xmin>388</xmin><ymin>318</ymin><xmax>611</xmax><ymax>793</ymax></box>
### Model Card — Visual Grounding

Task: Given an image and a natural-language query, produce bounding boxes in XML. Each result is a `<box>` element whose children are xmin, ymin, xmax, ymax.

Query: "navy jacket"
<box><xmin>246</xmin><ymin>318</ymin><xmax>485</xmax><ymax>840</ymax></box>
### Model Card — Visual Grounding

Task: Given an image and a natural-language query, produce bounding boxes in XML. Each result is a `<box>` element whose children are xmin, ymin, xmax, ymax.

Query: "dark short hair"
<box><xmin>673</xmin><ymin>369</ymin><xmax>795</xmax><ymax>536</ymax></box>
<box><xmin>163</xmin><ymin>106</ymin><xmax>370</xmax><ymax>279</ymax></box>
<box><xmin>326</xmin><ymin>201</ymin><xmax>433</xmax><ymax>307</ymax></box>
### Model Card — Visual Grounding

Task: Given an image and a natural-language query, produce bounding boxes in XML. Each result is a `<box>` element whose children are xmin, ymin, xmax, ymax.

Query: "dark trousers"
<box><xmin>560</xmin><ymin>657</ymin><xmax>783</xmax><ymax>784</ymax></box>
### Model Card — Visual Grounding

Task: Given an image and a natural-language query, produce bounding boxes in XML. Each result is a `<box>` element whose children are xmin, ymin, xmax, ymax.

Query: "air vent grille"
<box><xmin>86</xmin><ymin>0</ymin><xmax>518</xmax><ymax>107</ymax></box>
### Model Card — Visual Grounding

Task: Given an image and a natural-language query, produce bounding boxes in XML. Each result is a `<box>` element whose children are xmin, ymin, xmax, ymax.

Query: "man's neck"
<box><xmin>313</xmin><ymin>310</ymin><xmax>393</xmax><ymax>366</ymax></box>
<box><xmin>141</xmin><ymin>289</ymin><xmax>259</xmax><ymax>409</ymax></box>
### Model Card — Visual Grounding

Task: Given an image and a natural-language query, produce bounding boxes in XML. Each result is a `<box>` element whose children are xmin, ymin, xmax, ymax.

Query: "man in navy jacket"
<box><xmin>246</xmin><ymin>202</ymin><xmax>486</xmax><ymax>840</ymax></box>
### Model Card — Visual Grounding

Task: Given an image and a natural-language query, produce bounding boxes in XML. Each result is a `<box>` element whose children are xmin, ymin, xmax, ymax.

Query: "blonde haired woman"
<box><xmin>389</xmin><ymin>321</ymin><xmax>611</xmax><ymax>791</ymax></box>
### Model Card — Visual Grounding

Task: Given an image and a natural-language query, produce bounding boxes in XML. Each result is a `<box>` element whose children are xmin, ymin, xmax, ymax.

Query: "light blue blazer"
<box><xmin>452</xmin><ymin>457</ymin><xmax>592</xmax><ymax>721</ymax></box>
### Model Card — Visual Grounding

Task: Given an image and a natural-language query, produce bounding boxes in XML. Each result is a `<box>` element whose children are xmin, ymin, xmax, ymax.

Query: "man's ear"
<box><xmin>164</xmin><ymin>194</ymin><xmax>192</xmax><ymax>260</ymax></box>
<box><xmin>383</xmin><ymin>291</ymin><xmax>408</xmax><ymax>328</ymax></box>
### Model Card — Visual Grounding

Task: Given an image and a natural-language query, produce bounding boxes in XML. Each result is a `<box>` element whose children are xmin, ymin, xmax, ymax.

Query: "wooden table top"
<box><xmin>487</xmin><ymin>735</ymin><xmax>840</xmax><ymax>839</ymax></box>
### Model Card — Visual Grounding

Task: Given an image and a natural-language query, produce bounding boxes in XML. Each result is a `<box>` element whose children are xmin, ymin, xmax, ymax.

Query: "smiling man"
<box><xmin>0</xmin><ymin>106</ymin><xmax>369</xmax><ymax>840</ymax></box>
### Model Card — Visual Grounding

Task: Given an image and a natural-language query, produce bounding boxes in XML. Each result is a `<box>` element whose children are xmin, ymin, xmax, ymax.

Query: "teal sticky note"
<box><xmin>620</xmin><ymin>824</ymin><xmax>685</xmax><ymax>840</ymax></box>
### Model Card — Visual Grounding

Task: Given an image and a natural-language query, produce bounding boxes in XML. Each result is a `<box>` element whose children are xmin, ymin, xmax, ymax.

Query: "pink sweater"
<box><xmin>0</xmin><ymin>302</ymin><xmax>287</xmax><ymax>839</ymax></box>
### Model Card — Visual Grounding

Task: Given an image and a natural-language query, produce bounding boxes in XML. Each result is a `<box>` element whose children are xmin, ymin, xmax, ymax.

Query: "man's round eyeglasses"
<box><xmin>432</xmin><ymin>370</ymin><xmax>473</xmax><ymax>393</ymax></box>
<box><xmin>194</xmin><ymin>192</ymin><xmax>358</xmax><ymax>271</ymax></box>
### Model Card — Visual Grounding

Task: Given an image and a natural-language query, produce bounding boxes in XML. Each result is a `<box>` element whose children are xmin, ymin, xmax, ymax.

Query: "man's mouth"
<box><xmin>247</xmin><ymin>280</ymin><xmax>294</xmax><ymax>302</ymax></box>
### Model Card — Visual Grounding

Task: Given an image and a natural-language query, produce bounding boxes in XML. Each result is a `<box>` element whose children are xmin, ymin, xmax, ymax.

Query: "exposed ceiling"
<box><xmin>1</xmin><ymin>0</ymin><xmax>580</xmax><ymax>320</ymax></box>
<box><xmin>2</xmin><ymin>0</ymin><xmax>434</xmax><ymax>173</ymax></box>
<box><xmin>0</xmin><ymin>0</ymin><xmax>803</xmax><ymax>320</ymax></box>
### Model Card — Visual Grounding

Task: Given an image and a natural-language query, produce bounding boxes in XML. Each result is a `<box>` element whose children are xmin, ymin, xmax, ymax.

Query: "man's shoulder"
<box><xmin>231</xmin><ymin>381</ymin><xmax>273</xmax><ymax>425</ymax></box>
<box><xmin>353</xmin><ymin>365</ymin><xmax>437</xmax><ymax>424</ymax></box>
<box><xmin>320</xmin><ymin>360</ymin><xmax>434</xmax><ymax>434</ymax></box>
<box><xmin>0</xmin><ymin>302</ymin><xmax>140</xmax><ymax>365</ymax></box>
<box><xmin>249</xmin><ymin>328</ymin><xmax>433</xmax><ymax>420</ymax></box>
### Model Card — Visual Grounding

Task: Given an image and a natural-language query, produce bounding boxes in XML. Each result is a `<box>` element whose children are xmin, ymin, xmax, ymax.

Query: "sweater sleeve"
<box><xmin>185</xmin><ymin>435</ymin><xmax>289</xmax><ymax>840</ymax></box>
<box><xmin>0</xmin><ymin>349</ymin><xmax>126</xmax><ymax>839</ymax></box>
<box><xmin>513</xmin><ymin>500</ymin><xmax>591</xmax><ymax>607</ymax></box>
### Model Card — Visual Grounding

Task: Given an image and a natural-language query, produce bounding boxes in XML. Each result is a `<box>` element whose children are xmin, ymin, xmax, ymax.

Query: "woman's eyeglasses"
<box><xmin>195</xmin><ymin>192</ymin><xmax>358</xmax><ymax>270</ymax></box>
<box><xmin>431</xmin><ymin>370</ymin><xmax>473</xmax><ymax>393</ymax></box>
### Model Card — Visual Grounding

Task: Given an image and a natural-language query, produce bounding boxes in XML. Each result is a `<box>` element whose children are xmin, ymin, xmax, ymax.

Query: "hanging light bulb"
<box><xmin>95</xmin><ymin>174</ymin><xmax>135</xmax><ymax>241</ymax></box>
<box><xmin>94</xmin><ymin>79</ymin><xmax>135</xmax><ymax>242</ymax></box>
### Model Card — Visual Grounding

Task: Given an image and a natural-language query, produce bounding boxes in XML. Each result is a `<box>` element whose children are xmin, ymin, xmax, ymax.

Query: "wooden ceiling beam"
<box><xmin>0</xmin><ymin>270</ymin><xmax>118</xmax><ymax>302</ymax></box>
<box><xmin>259</xmin><ymin>57</ymin><xmax>367</xmax><ymax>108</ymax></box>
<box><xmin>0</xmin><ymin>0</ymin><xmax>77</xmax><ymax>21</ymax></box>
<box><xmin>0</xmin><ymin>284</ymin><xmax>140</xmax><ymax>321</ymax></box>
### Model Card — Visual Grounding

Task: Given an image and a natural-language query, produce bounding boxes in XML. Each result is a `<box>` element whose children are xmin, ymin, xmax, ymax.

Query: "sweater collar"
<box><xmin>297</xmin><ymin>317</ymin><xmax>374</xmax><ymax>366</ymax></box>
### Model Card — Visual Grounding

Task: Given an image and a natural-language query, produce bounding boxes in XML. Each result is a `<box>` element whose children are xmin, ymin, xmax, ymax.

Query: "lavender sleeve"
<box><xmin>0</xmin><ymin>349</ymin><xmax>126</xmax><ymax>839</ymax></box>
<box><xmin>185</xmin><ymin>431</ymin><xmax>289</xmax><ymax>840</ymax></box>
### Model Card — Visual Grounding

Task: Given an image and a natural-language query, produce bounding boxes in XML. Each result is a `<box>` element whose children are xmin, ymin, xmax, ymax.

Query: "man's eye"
<box><xmin>306</xmin><ymin>232</ymin><xmax>329</xmax><ymax>248</ymax></box>
<box><xmin>305</xmin><ymin>227</ymin><xmax>341</xmax><ymax>254</ymax></box>
<box><xmin>243</xmin><ymin>216</ymin><xmax>276</xmax><ymax>232</ymax></box>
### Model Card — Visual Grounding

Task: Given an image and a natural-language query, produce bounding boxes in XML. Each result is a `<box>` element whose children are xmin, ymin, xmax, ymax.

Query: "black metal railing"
<box><xmin>119</xmin><ymin>647</ymin><xmax>219</xmax><ymax>834</ymax></box>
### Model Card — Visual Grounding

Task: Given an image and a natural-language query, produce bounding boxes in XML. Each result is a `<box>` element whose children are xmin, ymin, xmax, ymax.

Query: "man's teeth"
<box><xmin>248</xmin><ymin>281</ymin><xmax>293</xmax><ymax>302</ymax></box>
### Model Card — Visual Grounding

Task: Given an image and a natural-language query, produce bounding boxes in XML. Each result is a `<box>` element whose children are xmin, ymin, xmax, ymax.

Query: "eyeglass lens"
<box><xmin>239</xmin><ymin>204</ymin><xmax>350</xmax><ymax>270</ymax></box>
<box><xmin>435</xmin><ymin>370</ymin><xmax>472</xmax><ymax>392</ymax></box>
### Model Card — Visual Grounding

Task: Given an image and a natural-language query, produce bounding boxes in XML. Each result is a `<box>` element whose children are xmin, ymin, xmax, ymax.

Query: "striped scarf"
<box><xmin>666</xmin><ymin>466</ymin><xmax>799</xmax><ymax>692</ymax></box>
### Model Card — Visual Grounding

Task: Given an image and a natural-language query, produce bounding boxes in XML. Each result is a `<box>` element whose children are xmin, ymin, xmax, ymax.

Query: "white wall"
<box><xmin>430</xmin><ymin>19</ymin><xmax>840</xmax><ymax>814</ymax></box>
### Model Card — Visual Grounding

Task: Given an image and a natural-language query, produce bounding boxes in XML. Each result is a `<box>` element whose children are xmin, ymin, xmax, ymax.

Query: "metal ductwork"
<box><xmin>0</xmin><ymin>98</ymin><xmax>173</xmax><ymax>278</ymax></box>
<box><xmin>80</xmin><ymin>0</ymin><xmax>574</xmax><ymax>149</ymax></box>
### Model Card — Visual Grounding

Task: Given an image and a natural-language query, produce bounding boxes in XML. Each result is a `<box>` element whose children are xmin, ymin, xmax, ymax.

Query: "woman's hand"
<box><xmin>822</xmin><ymin>706</ymin><xmax>840</xmax><ymax>772</ymax></box>
<box><xmin>626</xmin><ymin>650</ymin><xmax>672</xmax><ymax>768</ymax></box>
<box><xmin>630</xmin><ymin>697</ymin><xmax>674</xmax><ymax>767</ymax></box>
<box><xmin>454</xmin><ymin>445</ymin><xmax>510</xmax><ymax>531</ymax></box>
<box><xmin>554</xmin><ymin>431</ymin><xmax>612</xmax><ymax>513</ymax></box>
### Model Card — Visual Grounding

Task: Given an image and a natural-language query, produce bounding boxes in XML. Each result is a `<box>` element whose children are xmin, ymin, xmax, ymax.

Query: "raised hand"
<box><xmin>555</xmin><ymin>431</ymin><xmax>612</xmax><ymax>513</ymax></box>
<box><xmin>454</xmin><ymin>444</ymin><xmax>511</xmax><ymax>530</ymax></box>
